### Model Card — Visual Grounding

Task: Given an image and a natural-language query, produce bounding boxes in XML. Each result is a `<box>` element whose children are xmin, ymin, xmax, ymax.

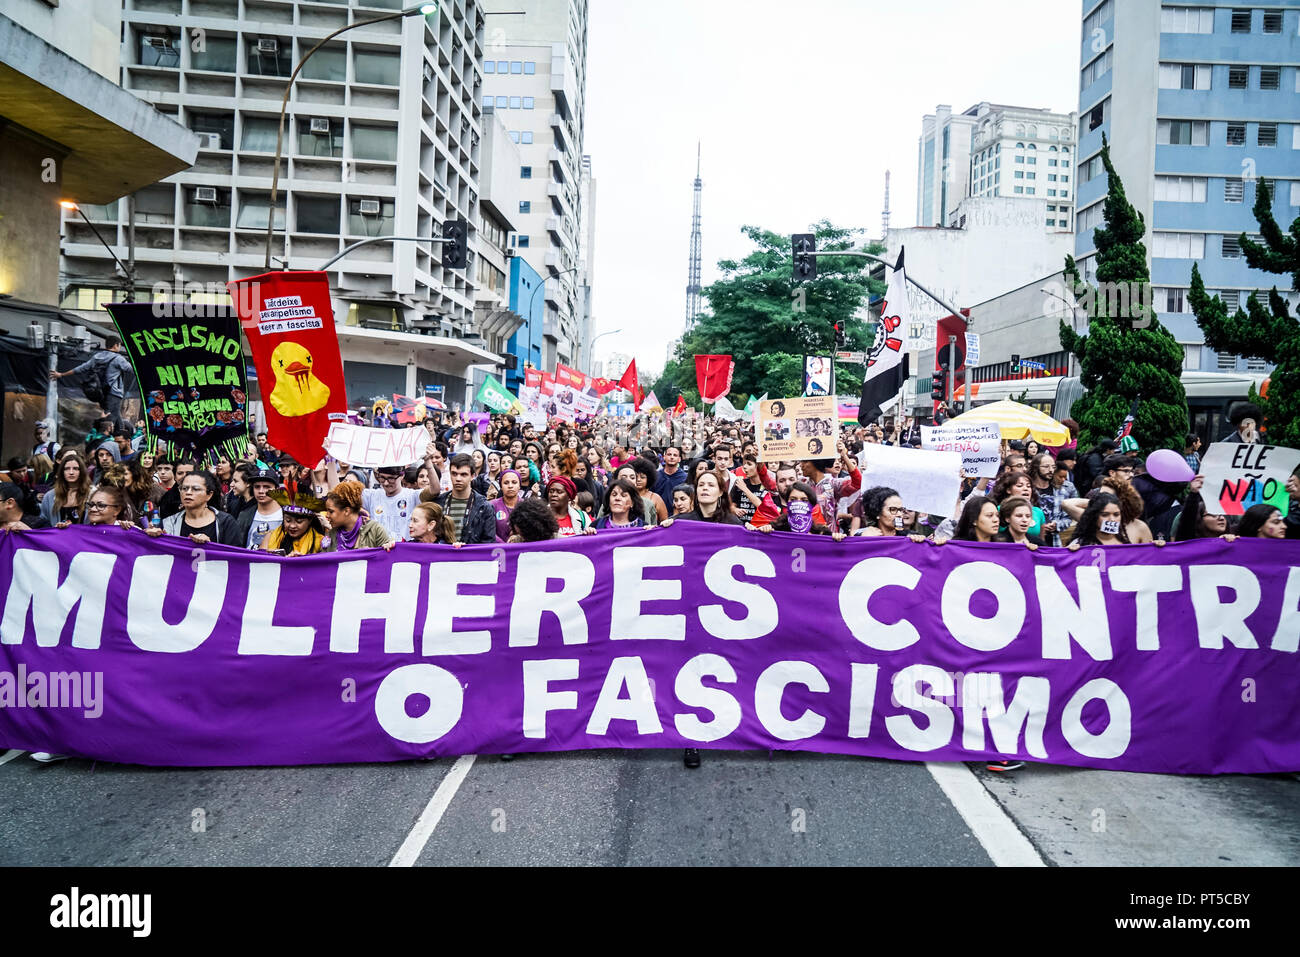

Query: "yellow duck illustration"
<box><xmin>268</xmin><ymin>341</ymin><xmax>331</xmax><ymax>417</ymax></box>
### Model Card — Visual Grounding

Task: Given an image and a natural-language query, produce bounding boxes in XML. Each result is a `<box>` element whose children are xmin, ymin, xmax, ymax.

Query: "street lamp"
<box><xmin>586</xmin><ymin>328</ymin><xmax>622</xmax><ymax>374</ymax></box>
<box><xmin>59</xmin><ymin>200</ymin><xmax>135</xmax><ymax>300</ymax></box>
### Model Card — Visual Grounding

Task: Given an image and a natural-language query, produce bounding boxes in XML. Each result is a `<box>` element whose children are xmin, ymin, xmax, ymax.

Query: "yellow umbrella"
<box><xmin>945</xmin><ymin>400</ymin><xmax>1071</xmax><ymax>446</ymax></box>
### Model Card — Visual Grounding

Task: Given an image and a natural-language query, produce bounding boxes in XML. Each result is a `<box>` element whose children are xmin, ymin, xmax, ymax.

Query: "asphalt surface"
<box><xmin>2</xmin><ymin>746</ymin><xmax>1296</xmax><ymax>866</ymax></box>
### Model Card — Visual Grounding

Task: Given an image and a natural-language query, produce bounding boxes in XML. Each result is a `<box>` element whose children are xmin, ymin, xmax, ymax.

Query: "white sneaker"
<box><xmin>30</xmin><ymin>752</ymin><xmax>69</xmax><ymax>763</ymax></box>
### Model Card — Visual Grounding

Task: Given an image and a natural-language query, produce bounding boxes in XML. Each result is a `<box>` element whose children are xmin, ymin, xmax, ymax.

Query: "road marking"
<box><xmin>0</xmin><ymin>750</ymin><xmax>25</xmax><ymax>766</ymax></box>
<box><xmin>389</xmin><ymin>754</ymin><xmax>477</xmax><ymax>867</ymax></box>
<box><xmin>926</xmin><ymin>762</ymin><xmax>1046</xmax><ymax>867</ymax></box>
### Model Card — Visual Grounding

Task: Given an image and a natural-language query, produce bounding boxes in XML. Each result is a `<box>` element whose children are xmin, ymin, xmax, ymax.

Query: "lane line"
<box><xmin>388</xmin><ymin>754</ymin><xmax>477</xmax><ymax>867</ymax></box>
<box><xmin>0</xmin><ymin>749</ymin><xmax>26</xmax><ymax>766</ymax></box>
<box><xmin>926</xmin><ymin>762</ymin><xmax>1046</xmax><ymax>867</ymax></box>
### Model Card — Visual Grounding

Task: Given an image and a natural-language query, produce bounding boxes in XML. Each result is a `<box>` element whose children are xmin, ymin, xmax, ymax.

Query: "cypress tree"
<box><xmin>1060</xmin><ymin>137</ymin><xmax>1189</xmax><ymax>452</ymax></box>
<box><xmin>1188</xmin><ymin>179</ymin><xmax>1300</xmax><ymax>447</ymax></box>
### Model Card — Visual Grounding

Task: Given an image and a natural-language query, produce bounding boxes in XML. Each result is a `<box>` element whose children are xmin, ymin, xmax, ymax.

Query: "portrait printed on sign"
<box><xmin>804</xmin><ymin>355</ymin><xmax>832</xmax><ymax>396</ymax></box>
<box><xmin>757</xmin><ymin>395</ymin><xmax>837</xmax><ymax>462</ymax></box>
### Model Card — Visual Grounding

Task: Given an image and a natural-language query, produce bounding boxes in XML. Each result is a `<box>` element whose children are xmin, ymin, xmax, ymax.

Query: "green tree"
<box><xmin>1188</xmin><ymin>179</ymin><xmax>1300</xmax><ymax>446</ymax></box>
<box><xmin>661</xmin><ymin>221</ymin><xmax>883</xmax><ymax>405</ymax></box>
<box><xmin>1059</xmin><ymin>137</ymin><xmax>1188</xmax><ymax>452</ymax></box>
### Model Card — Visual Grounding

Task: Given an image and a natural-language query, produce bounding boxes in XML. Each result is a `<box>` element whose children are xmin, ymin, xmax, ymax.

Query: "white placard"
<box><xmin>1198</xmin><ymin>442</ymin><xmax>1300</xmax><ymax>516</ymax></box>
<box><xmin>322</xmin><ymin>423</ymin><xmax>428</xmax><ymax>468</ymax></box>
<box><xmin>860</xmin><ymin>443</ymin><xmax>963</xmax><ymax>517</ymax></box>
<box><xmin>921</xmin><ymin>421</ymin><xmax>1002</xmax><ymax>478</ymax></box>
<box><xmin>965</xmin><ymin>332</ymin><xmax>980</xmax><ymax>367</ymax></box>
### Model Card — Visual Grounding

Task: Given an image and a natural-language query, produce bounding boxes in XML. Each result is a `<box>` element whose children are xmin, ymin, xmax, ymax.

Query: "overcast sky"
<box><xmin>582</xmin><ymin>0</ymin><xmax>1081</xmax><ymax>377</ymax></box>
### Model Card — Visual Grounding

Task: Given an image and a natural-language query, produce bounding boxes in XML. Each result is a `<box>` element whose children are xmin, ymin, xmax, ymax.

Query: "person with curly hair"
<box><xmin>994</xmin><ymin>496</ymin><xmax>1041</xmax><ymax>549</ymax></box>
<box><xmin>320</xmin><ymin>480</ymin><xmax>392</xmax><ymax>552</ymax></box>
<box><xmin>595</xmin><ymin>478</ymin><xmax>646</xmax><ymax>530</ymax></box>
<box><xmin>989</xmin><ymin>469</ymin><xmax>1045</xmax><ymax>539</ymax></box>
<box><xmin>754</xmin><ymin>481</ymin><xmax>843</xmax><ymax>538</ymax></box>
<box><xmin>854</xmin><ymin>486</ymin><xmax>927</xmax><ymax>542</ymax></box>
<box><xmin>1061</xmin><ymin>474</ymin><xmax>1154</xmax><ymax>543</ymax></box>
<box><xmin>506</xmin><ymin>495</ymin><xmax>559</xmax><ymax>542</ymax></box>
<box><xmin>1068</xmin><ymin>492</ymin><xmax>1159</xmax><ymax>549</ymax></box>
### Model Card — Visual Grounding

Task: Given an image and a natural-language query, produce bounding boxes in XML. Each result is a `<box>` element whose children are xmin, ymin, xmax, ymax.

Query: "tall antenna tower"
<box><xmin>882</xmin><ymin>169</ymin><xmax>892</xmax><ymax>236</ymax></box>
<box><xmin>685</xmin><ymin>143</ymin><xmax>703</xmax><ymax>327</ymax></box>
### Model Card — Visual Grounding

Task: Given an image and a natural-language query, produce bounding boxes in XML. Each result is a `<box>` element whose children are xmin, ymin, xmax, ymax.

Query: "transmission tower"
<box><xmin>685</xmin><ymin>143</ymin><xmax>703</xmax><ymax>327</ymax></box>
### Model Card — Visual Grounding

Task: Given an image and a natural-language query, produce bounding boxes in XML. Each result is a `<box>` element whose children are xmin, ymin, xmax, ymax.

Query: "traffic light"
<box><xmin>792</xmin><ymin>233</ymin><xmax>817</xmax><ymax>282</ymax></box>
<box><xmin>1010</xmin><ymin>353</ymin><xmax>1021</xmax><ymax>374</ymax></box>
<box><xmin>932</xmin><ymin>364</ymin><xmax>948</xmax><ymax>402</ymax></box>
<box><xmin>442</xmin><ymin>218</ymin><xmax>468</xmax><ymax>269</ymax></box>
<box><xmin>834</xmin><ymin>321</ymin><xmax>846</xmax><ymax>348</ymax></box>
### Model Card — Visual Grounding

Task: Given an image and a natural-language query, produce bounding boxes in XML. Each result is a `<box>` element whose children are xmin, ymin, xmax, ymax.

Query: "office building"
<box><xmin>1075</xmin><ymin>0</ymin><xmax>1300</xmax><ymax>373</ymax></box>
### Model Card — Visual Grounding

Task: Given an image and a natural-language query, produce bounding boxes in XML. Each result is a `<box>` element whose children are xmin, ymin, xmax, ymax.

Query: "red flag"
<box><xmin>634</xmin><ymin>385</ymin><xmax>645</xmax><ymax>412</ymax></box>
<box><xmin>524</xmin><ymin>367</ymin><xmax>542</xmax><ymax>389</ymax></box>
<box><xmin>617</xmin><ymin>360</ymin><xmax>638</xmax><ymax>397</ymax></box>
<box><xmin>227</xmin><ymin>270</ymin><xmax>348</xmax><ymax>467</ymax></box>
<box><xmin>555</xmin><ymin>362</ymin><xmax>586</xmax><ymax>389</ymax></box>
<box><xmin>538</xmin><ymin>371</ymin><xmax>556</xmax><ymax>396</ymax></box>
<box><xmin>592</xmin><ymin>377</ymin><xmax>617</xmax><ymax>395</ymax></box>
<box><xmin>695</xmin><ymin>354</ymin><xmax>734</xmax><ymax>404</ymax></box>
<box><xmin>670</xmin><ymin>394</ymin><xmax>687</xmax><ymax>417</ymax></box>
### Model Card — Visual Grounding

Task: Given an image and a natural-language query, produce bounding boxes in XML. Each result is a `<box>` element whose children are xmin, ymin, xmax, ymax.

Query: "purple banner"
<box><xmin>1</xmin><ymin>525</ymin><xmax>1297</xmax><ymax>773</ymax></box>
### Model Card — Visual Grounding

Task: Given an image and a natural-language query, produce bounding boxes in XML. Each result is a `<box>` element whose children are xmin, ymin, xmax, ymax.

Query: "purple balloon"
<box><xmin>1145</xmin><ymin>448</ymin><xmax>1195</xmax><ymax>483</ymax></box>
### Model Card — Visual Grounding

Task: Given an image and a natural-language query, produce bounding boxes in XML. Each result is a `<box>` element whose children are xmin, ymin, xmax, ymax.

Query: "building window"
<box><xmin>1225</xmin><ymin>178</ymin><xmax>1245</xmax><ymax>203</ymax></box>
<box><xmin>1164</xmin><ymin>288</ymin><xmax>1187</xmax><ymax>313</ymax></box>
<box><xmin>495</xmin><ymin>96</ymin><xmax>508</xmax><ymax>108</ymax></box>
<box><xmin>522</xmin><ymin>97</ymin><xmax>534</xmax><ymax>109</ymax></box>
<box><xmin>1291</xmin><ymin>182</ymin><xmax>1300</xmax><ymax>207</ymax></box>
<box><xmin>509</xmin><ymin>131</ymin><xmax>520</xmax><ymax>143</ymax></box>
<box><xmin>1027</xmin><ymin>172</ymin><xmax>1036</xmax><ymax>180</ymax></box>
<box><xmin>1026</xmin><ymin>188</ymin><xmax>1035</xmax><ymax>195</ymax></box>
<box><xmin>1246</xmin><ymin>357</ymin><xmax>1271</xmax><ymax>372</ymax></box>
<box><xmin>1263</xmin><ymin>10</ymin><xmax>1283</xmax><ymax>33</ymax></box>
<box><xmin>191</xmin><ymin>35</ymin><xmax>237</xmax><ymax>73</ymax></box>
<box><xmin>355</xmin><ymin>49</ymin><xmax>400</xmax><ymax>86</ymax></box>
<box><xmin>1228</xmin><ymin>66</ymin><xmax>1249</xmax><ymax>89</ymax></box>
<box><xmin>352</xmin><ymin>125</ymin><xmax>397</xmax><ymax>161</ymax></box>
<box><xmin>1156</xmin><ymin>119</ymin><xmax>1208</xmax><ymax>145</ymax></box>
<box><xmin>347</xmin><ymin>198</ymin><xmax>394</xmax><ymax>236</ymax></box>
<box><xmin>1221</xmin><ymin>290</ymin><xmax>1241</xmax><ymax>311</ymax></box>
<box><xmin>1015</xmin><ymin>170</ymin><xmax>1024</xmax><ymax>178</ymax></box>
<box><xmin>521</xmin><ymin>131</ymin><xmax>533</xmax><ymax>144</ymax></box>
<box><xmin>1085</xmin><ymin>99</ymin><xmax>1109</xmax><ymax>133</ymax></box>
<box><xmin>1014</xmin><ymin>186</ymin><xmax>1024</xmax><ymax>194</ymax></box>
<box><xmin>521</xmin><ymin>166</ymin><xmax>532</xmax><ymax>178</ymax></box>
<box><xmin>1259</xmin><ymin>123</ymin><xmax>1278</xmax><ymax>147</ymax></box>
<box><xmin>240</xmin><ymin>116</ymin><xmax>280</xmax><ymax>152</ymax></box>
<box><xmin>1182</xmin><ymin>344</ymin><xmax>1203</xmax><ymax>371</ymax></box>
<box><xmin>511</xmin><ymin>61</ymin><xmax>522</xmax><ymax>73</ymax></box>
<box><xmin>235</xmin><ymin>193</ymin><xmax>285</xmax><ymax>230</ymax></box>
<box><xmin>1217</xmin><ymin>352</ymin><xmax>1238</xmax><ymax>371</ymax></box>
<box><xmin>517</xmin><ymin>235</ymin><xmax>530</xmax><ymax>248</ymax></box>
<box><xmin>137</xmin><ymin>31</ymin><xmax>180</xmax><ymax>67</ymax></box>
<box><xmin>1230</xmin><ymin>9</ymin><xmax>1252</xmax><ymax>33</ymax></box>
<box><xmin>246</xmin><ymin>36</ymin><xmax>292</xmax><ymax>76</ymax></box>
<box><xmin>1161</xmin><ymin>6</ymin><xmax>1214</xmax><ymax>34</ymax></box>
<box><xmin>1015</xmin><ymin>156</ymin><xmax>1024</xmax><ymax>164</ymax></box>
<box><xmin>1048</xmin><ymin>189</ymin><xmax>1058</xmax><ymax>197</ymax></box>
<box><xmin>1080</xmin><ymin>48</ymin><xmax>1113</xmax><ymax>90</ymax></box>
<box><xmin>509</xmin><ymin>96</ymin><xmax>521</xmax><ymax>109</ymax></box>
<box><xmin>484</xmin><ymin>60</ymin><xmax>495</xmax><ymax>73</ymax></box>
<box><xmin>1078</xmin><ymin>202</ymin><xmax>1105</xmax><ymax>233</ymax></box>
<box><xmin>1080</xmin><ymin>153</ymin><xmax>1105</xmax><ymax>183</ymax></box>
<box><xmin>1227</xmin><ymin>123</ymin><xmax>1247</xmax><ymax>146</ymax></box>
<box><xmin>297</xmin><ymin>117</ymin><xmax>342</xmax><ymax>157</ymax></box>
<box><xmin>1260</xmin><ymin>67</ymin><xmax>1281</xmax><ymax>91</ymax></box>
<box><xmin>524</xmin><ymin>61</ymin><xmax>536</xmax><ymax>74</ymax></box>
<box><xmin>1049</xmin><ymin>174</ymin><xmax>1058</xmax><ymax>182</ymax></box>
<box><xmin>190</xmin><ymin>112</ymin><xmax>235</xmax><ymax>150</ymax></box>
<box><xmin>1155</xmin><ymin>175</ymin><xmax>1208</xmax><ymax>202</ymax></box>
<box><xmin>497</xmin><ymin>61</ymin><xmax>508</xmax><ymax>73</ymax></box>
<box><xmin>1152</xmin><ymin>232</ymin><xmax>1206</xmax><ymax>258</ymax></box>
<box><xmin>1222</xmin><ymin>235</ymin><xmax>1242</xmax><ymax>258</ymax></box>
<box><xmin>519</xmin><ymin>201</ymin><xmax>531</xmax><ymax>213</ymax></box>
<box><xmin>1083</xmin><ymin>1</ymin><xmax>1113</xmax><ymax>37</ymax></box>
<box><xmin>295</xmin><ymin>194</ymin><xmax>340</xmax><ymax>234</ymax></box>
<box><xmin>184</xmin><ymin>188</ymin><xmax>230</xmax><ymax>228</ymax></box>
<box><xmin>1160</xmin><ymin>63</ymin><xmax>1211</xmax><ymax>90</ymax></box>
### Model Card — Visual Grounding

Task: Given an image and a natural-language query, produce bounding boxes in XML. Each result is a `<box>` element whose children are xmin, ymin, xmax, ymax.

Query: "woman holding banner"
<box><xmin>146</xmin><ymin>470</ymin><xmax>239</xmax><ymax>546</ymax></box>
<box><xmin>387</xmin><ymin>502</ymin><xmax>460</xmax><ymax>548</ymax></box>
<box><xmin>990</xmin><ymin>471</ymin><xmax>1045</xmax><ymax>539</ymax></box>
<box><xmin>319</xmin><ymin>480</ymin><xmax>392</xmax><ymax>552</ymax></box>
<box><xmin>854</xmin><ymin>487</ymin><xmax>927</xmax><ymax>543</ymax></box>
<box><xmin>545</xmin><ymin>475</ymin><xmax>594</xmax><ymax>536</ymax></box>
<box><xmin>948</xmin><ymin>496</ymin><xmax>1000</xmax><ymax>543</ymax></box>
<box><xmin>1172</xmin><ymin>496</ymin><xmax>1238</xmax><ymax>543</ymax></box>
<box><xmin>754</xmin><ymin>482</ymin><xmax>842</xmax><ymax>538</ymax></box>
<box><xmin>262</xmin><ymin>489</ymin><xmax>327</xmax><ymax>556</ymax></box>
<box><xmin>995</xmin><ymin>497</ymin><xmax>1042</xmax><ymax>549</ymax></box>
<box><xmin>40</xmin><ymin>452</ymin><xmax>91</xmax><ymax>527</ymax></box>
<box><xmin>490</xmin><ymin>470</ymin><xmax>523</xmax><ymax>541</ymax></box>
<box><xmin>664</xmin><ymin>469</ymin><xmax>744</xmax><ymax>526</ymax></box>
<box><xmin>595</xmin><ymin>479</ymin><xmax>646</xmax><ymax>530</ymax></box>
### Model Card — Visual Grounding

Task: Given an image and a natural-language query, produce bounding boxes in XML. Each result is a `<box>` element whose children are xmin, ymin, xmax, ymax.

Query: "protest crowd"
<box><xmin>3</xmin><ymin>368</ymin><xmax>1296</xmax><ymax>770</ymax></box>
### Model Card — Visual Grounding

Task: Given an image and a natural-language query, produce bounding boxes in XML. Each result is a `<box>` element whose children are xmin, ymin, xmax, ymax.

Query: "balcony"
<box><xmin>549</xmin><ymin>113</ymin><xmax>576</xmax><ymax>155</ymax></box>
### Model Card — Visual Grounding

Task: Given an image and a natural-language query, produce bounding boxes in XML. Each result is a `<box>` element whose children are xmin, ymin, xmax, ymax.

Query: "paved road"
<box><xmin>2</xmin><ymin>747</ymin><xmax>1296</xmax><ymax>866</ymax></box>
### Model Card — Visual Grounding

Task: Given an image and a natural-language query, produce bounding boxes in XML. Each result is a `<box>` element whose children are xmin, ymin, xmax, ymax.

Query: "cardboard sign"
<box><xmin>860</xmin><ymin>443</ymin><xmax>963</xmax><ymax>517</ymax></box>
<box><xmin>323</xmin><ymin>423</ymin><xmax>427</xmax><ymax>468</ymax></box>
<box><xmin>921</xmin><ymin>421</ymin><xmax>1003</xmax><ymax>478</ymax></box>
<box><xmin>1198</xmin><ymin>442</ymin><xmax>1300</xmax><ymax>516</ymax></box>
<box><xmin>965</xmin><ymin>332</ymin><xmax>981</xmax><ymax>367</ymax></box>
<box><xmin>757</xmin><ymin>395</ymin><xmax>837</xmax><ymax>462</ymax></box>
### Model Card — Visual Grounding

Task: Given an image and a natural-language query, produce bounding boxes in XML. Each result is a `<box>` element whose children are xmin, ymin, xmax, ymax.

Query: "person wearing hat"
<box><xmin>1119</xmin><ymin>434</ymin><xmax>1141</xmax><ymax>458</ymax></box>
<box><xmin>1223</xmin><ymin>401</ymin><xmax>1263</xmax><ymax>444</ymax></box>
<box><xmin>545</xmin><ymin>473</ymin><xmax>594</xmax><ymax>537</ymax></box>
<box><xmin>232</xmin><ymin>466</ymin><xmax>284</xmax><ymax>549</ymax></box>
<box><xmin>436</xmin><ymin>453</ymin><xmax>498</xmax><ymax>544</ymax></box>
<box><xmin>364</xmin><ymin>464</ymin><xmax>420</xmax><ymax>542</ymax></box>
<box><xmin>262</xmin><ymin>486</ymin><xmax>327</xmax><ymax>555</ymax></box>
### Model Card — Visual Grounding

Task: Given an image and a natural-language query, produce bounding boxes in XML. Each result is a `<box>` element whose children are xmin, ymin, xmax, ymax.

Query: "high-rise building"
<box><xmin>483</xmin><ymin>0</ymin><xmax>589</xmax><ymax>370</ymax></box>
<box><xmin>577</xmin><ymin>153</ymin><xmax>597</xmax><ymax>371</ymax></box>
<box><xmin>917</xmin><ymin>102</ymin><xmax>1078</xmax><ymax>231</ymax></box>
<box><xmin>1075</xmin><ymin>0</ymin><xmax>1300</xmax><ymax>374</ymax></box>
<box><xmin>60</xmin><ymin>0</ymin><xmax>503</xmax><ymax>410</ymax></box>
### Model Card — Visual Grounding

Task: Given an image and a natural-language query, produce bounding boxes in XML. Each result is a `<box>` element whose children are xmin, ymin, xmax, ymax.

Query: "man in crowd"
<box><xmin>0</xmin><ymin>482</ymin><xmax>32</xmax><ymax>532</ymax></box>
<box><xmin>49</xmin><ymin>337</ymin><xmax>135</xmax><ymax>433</ymax></box>
<box><xmin>158</xmin><ymin>459</ymin><xmax>196</xmax><ymax>519</ymax></box>
<box><xmin>364</xmin><ymin>466</ymin><xmax>420</xmax><ymax>542</ymax></box>
<box><xmin>1184</xmin><ymin>434</ymin><xmax>1202</xmax><ymax>474</ymax></box>
<box><xmin>653</xmin><ymin>445</ymin><xmax>687</xmax><ymax>502</ymax></box>
<box><xmin>234</xmin><ymin>468</ymin><xmax>284</xmax><ymax>549</ymax></box>
<box><xmin>800</xmin><ymin>441</ymin><xmax>861</xmax><ymax>519</ymax></box>
<box><xmin>438</xmin><ymin>453</ymin><xmax>497</xmax><ymax>544</ymax></box>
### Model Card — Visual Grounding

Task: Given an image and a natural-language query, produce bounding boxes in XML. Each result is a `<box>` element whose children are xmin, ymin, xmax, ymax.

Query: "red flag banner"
<box><xmin>555</xmin><ymin>362</ymin><xmax>586</xmax><ymax>389</ymax></box>
<box><xmin>617</xmin><ymin>359</ymin><xmax>638</xmax><ymax>396</ymax></box>
<box><xmin>524</xmin><ymin>367</ymin><xmax>542</xmax><ymax>389</ymax></box>
<box><xmin>592</xmin><ymin>377</ymin><xmax>617</xmax><ymax>396</ymax></box>
<box><xmin>695</xmin><ymin>354</ymin><xmax>734</xmax><ymax>404</ymax></box>
<box><xmin>227</xmin><ymin>271</ymin><xmax>348</xmax><ymax>467</ymax></box>
<box><xmin>671</xmin><ymin>394</ymin><xmax>687</xmax><ymax>417</ymax></box>
<box><xmin>538</xmin><ymin>371</ymin><xmax>556</xmax><ymax>396</ymax></box>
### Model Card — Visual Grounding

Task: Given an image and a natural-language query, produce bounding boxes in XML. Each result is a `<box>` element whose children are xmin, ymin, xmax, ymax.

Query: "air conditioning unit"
<box><xmin>194</xmin><ymin>187</ymin><xmax>219</xmax><ymax>204</ymax></box>
<box><xmin>310</xmin><ymin>117</ymin><xmax>331</xmax><ymax>135</ymax></box>
<box><xmin>198</xmin><ymin>132</ymin><xmax>223</xmax><ymax>150</ymax></box>
<box><xmin>358</xmin><ymin>199</ymin><xmax>381</xmax><ymax>216</ymax></box>
<box><xmin>145</xmin><ymin>35</ymin><xmax>172</xmax><ymax>49</ymax></box>
<box><xmin>504</xmin><ymin>247</ymin><xmax>516</xmax><ymax>259</ymax></box>
<box><xmin>257</xmin><ymin>38</ymin><xmax>279</xmax><ymax>54</ymax></box>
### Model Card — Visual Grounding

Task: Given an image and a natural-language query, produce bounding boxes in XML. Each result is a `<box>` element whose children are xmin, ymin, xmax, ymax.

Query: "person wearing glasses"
<box><xmin>145</xmin><ymin>470</ymin><xmax>238</xmax><ymax>545</ymax></box>
<box><xmin>364</xmin><ymin>465</ymin><xmax>419</xmax><ymax>542</ymax></box>
<box><xmin>854</xmin><ymin>486</ymin><xmax>927</xmax><ymax>542</ymax></box>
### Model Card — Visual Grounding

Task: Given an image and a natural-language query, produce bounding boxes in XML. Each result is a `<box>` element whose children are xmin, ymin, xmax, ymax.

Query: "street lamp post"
<box><xmin>59</xmin><ymin>201</ymin><xmax>135</xmax><ymax>300</ymax></box>
<box><xmin>529</xmin><ymin>265</ymin><xmax>579</xmax><ymax>365</ymax></box>
<box><xmin>585</xmin><ymin>328</ymin><xmax>622</xmax><ymax>375</ymax></box>
<box><xmin>263</xmin><ymin>4</ymin><xmax>437</xmax><ymax>269</ymax></box>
